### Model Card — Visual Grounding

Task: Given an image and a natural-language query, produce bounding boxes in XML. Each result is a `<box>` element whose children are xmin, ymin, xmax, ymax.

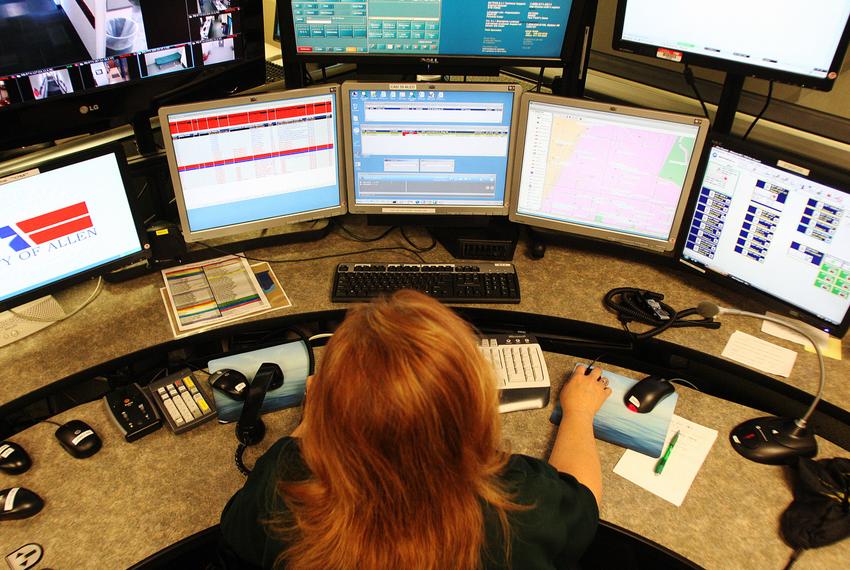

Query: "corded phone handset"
<box><xmin>234</xmin><ymin>362</ymin><xmax>283</xmax><ymax>475</ymax></box>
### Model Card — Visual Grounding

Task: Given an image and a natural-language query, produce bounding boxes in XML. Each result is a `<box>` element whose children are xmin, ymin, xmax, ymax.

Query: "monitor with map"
<box><xmin>509</xmin><ymin>93</ymin><xmax>710</xmax><ymax>255</ymax></box>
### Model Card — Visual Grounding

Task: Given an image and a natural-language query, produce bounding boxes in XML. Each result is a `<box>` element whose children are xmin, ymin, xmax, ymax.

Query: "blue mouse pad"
<box><xmin>209</xmin><ymin>341</ymin><xmax>311</xmax><ymax>423</ymax></box>
<box><xmin>550</xmin><ymin>364</ymin><xmax>677</xmax><ymax>458</ymax></box>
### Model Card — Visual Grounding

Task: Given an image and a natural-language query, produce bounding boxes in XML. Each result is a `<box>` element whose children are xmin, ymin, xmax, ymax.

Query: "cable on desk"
<box><xmin>399</xmin><ymin>226</ymin><xmax>437</xmax><ymax>253</ymax></box>
<box><xmin>10</xmin><ymin>277</ymin><xmax>104</xmax><ymax>323</ymax></box>
<box><xmin>194</xmin><ymin>240</ymin><xmax>428</xmax><ymax>264</ymax></box>
<box><xmin>235</xmin><ymin>443</ymin><xmax>252</xmax><ymax>475</ymax></box>
<box><xmin>334</xmin><ymin>220</ymin><xmax>398</xmax><ymax>242</ymax></box>
<box><xmin>603</xmin><ymin>287</ymin><xmax>721</xmax><ymax>340</ymax></box>
<box><xmin>683</xmin><ymin>64</ymin><xmax>710</xmax><ymax>119</ymax></box>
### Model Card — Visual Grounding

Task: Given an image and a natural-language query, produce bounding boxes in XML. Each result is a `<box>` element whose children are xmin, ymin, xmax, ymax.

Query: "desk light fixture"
<box><xmin>697</xmin><ymin>302</ymin><xmax>824</xmax><ymax>465</ymax></box>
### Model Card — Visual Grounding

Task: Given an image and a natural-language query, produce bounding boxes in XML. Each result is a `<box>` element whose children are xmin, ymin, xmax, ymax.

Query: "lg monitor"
<box><xmin>612</xmin><ymin>0</ymin><xmax>850</xmax><ymax>90</ymax></box>
<box><xmin>279</xmin><ymin>0</ymin><xmax>585</xmax><ymax>72</ymax></box>
<box><xmin>0</xmin><ymin>146</ymin><xmax>150</xmax><ymax>311</ymax></box>
<box><xmin>159</xmin><ymin>85</ymin><xmax>347</xmax><ymax>242</ymax></box>
<box><xmin>0</xmin><ymin>1</ymin><xmax>266</xmax><ymax>151</ymax></box>
<box><xmin>509</xmin><ymin>93</ymin><xmax>710</xmax><ymax>255</ymax></box>
<box><xmin>678</xmin><ymin>137</ymin><xmax>850</xmax><ymax>337</ymax></box>
<box><xmin>342</xmin><ymin>81</ymin><xmax>520</xmax><ymax>218</ymax></box>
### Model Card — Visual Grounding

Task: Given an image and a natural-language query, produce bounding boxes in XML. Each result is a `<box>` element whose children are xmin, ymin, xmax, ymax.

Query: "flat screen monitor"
<box><xmin>0</xmin><ymin>1</ymin><xmax>265</xmax><ymax>151</ymax></box>
<box><xmin>0</xmin><ymin>146</ymin><xmax>150</xmax><ymax>311</ymax></box>
<box><xmin>342</xmin><ymin>81</ymin><xmax>520</xmax><ymax>216</ymax></box>
<box><xmin>280</xmin><ymin>0</ymin><xmax>583</xmax><ymax>68</ymax></box>
<box><xmin>612</xmin><ymin>0</ymin><xmax>850</xmax><ymax>90</ymax></box>
<box><xmin>159</xmin><ymin>85</ymin><xmax>347</xmax><ymax>242</ymax></box>
<box><xmin>509</xmin><ymin>93</ymin><xmax>710</xmax><ymax>255</ymax></box>
<box><xmin>678</xmin><ymin>137</ymin><xmax>850</xmax><ymax>337</ymax></box>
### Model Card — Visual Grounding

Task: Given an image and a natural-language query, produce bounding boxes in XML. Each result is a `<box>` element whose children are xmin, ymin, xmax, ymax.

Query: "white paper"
<box><xmin>721</xmin><ymin>330</ymin><xmax>797</xmax><ymax>377</ymax></box>
<box><xmin>761</xmin><ymin>312</ymin><xmax>842</xmax><ymax>360</ymax></box>
<box><xmin>613</xmin><ymin>415</ymin><xmax>718</xmax><ymax>507</ymax></box>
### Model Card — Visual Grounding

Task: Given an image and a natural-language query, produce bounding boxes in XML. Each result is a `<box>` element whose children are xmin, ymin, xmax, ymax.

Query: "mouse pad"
<box><xmin>549</xmin><ymin>364</ymin><xmax>678</xmax><ymax>458</ymax></box>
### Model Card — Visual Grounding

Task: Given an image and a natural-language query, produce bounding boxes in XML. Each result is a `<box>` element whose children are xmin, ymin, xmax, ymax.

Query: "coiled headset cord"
<box><xmin>603</xmin><ymin>287</ymin><xmax>721</xmax><ymax>340</ymax></box>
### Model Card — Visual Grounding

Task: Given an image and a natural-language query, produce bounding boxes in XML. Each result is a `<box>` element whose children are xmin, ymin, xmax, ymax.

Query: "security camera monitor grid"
<box><xmin>0</xmin><ymin>0</ymin><xmax>246</xmax><ymax>107</ymax></box>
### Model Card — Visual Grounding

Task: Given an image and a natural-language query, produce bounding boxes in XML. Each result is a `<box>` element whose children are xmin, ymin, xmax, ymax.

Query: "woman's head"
<box><xmin>303</xmin><ymin>290</ymin><xmax>503</xmax><ymax>500</ymax></box>
<box><xmin>278</xmin><ymin>291</ymin><xmax>515</xmax><ymax>570</ymax></box>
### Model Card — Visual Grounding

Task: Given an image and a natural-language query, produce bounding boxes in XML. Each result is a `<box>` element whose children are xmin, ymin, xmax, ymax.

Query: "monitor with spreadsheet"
<box><xmin>159</xmin><ymin>85</ymin><xmax>347</xmax><ymax>242</ymax></box>
<box><xmin>0</xmin><ymin>146</ymin><xmax>150</xmax><ymax>311</ymax></box>
<box><xmin>342</xmin><ymin>81</ymin><xmax>520</xmax><ymax>216</ymax></box>
<box><xmin>678</xmin><ymin>137</ymin><xmax>850</xmax><ymax>337</ymax></box>
<box><xmin>509</xmin><ymin>93</ymin><xmax>710</xmax><ymax>254</ymax></box>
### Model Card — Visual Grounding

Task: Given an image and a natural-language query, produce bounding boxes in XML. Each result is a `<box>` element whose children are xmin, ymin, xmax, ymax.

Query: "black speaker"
<box><xmin>146</xmin><ymin>221</ymin><xmax>186</xmax><ymax>263</ymax></box>
<box><xmin>430</xmin><ymin>225</ymin><xmax>518</xmax><ymax>260</ymax></box>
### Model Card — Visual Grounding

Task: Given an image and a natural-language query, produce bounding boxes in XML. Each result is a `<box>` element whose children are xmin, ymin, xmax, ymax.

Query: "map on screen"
<box><xmin>517</xmin><ymin>101</ymin><xmax>700</xmax><ymax>241</ymax></box>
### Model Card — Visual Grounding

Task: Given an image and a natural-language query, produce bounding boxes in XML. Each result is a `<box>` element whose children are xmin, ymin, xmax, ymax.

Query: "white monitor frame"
<box><xmin>159</xmin><ymin>85</ymin><xmax>347</xmax><ymax>242</ymax></box>
<box><xmin>341</xmin><ymin>81</ymin><xmax>521</xmax><ymax>217</ymax></box>
<box><xmin>509</xmin><ymin>92</ymin><xmax>710</xmax><ymax>255</ymax></box>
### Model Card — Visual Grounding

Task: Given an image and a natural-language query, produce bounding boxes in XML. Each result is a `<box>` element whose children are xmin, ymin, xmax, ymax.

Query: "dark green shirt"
<box><xmin>221</xmin><ymin>437</ymin><xmax>598</xmax><ymax>569</ymax></box>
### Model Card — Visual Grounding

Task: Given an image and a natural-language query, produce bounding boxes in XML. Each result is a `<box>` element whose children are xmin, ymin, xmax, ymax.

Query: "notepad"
<box><xmin>721</xmin><ymin>330</ymin><xmax>797</xmax><ymax>377</ymax></box>
<box><xmin>613</xmin><ymin>415</ymin><xmax>718</xmax><ymax>507</ymax></box>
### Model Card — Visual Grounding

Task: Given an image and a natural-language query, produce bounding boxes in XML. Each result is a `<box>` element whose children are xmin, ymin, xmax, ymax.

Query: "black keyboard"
<box><xmin>332</xmin><ymin>263</ymin><xmax>521</xmax><ymax>303</ymax></box>
<box><xmin>265</xmin><ymin>60</ymin><xmax>285</xmax><ymax>83</ymax></box>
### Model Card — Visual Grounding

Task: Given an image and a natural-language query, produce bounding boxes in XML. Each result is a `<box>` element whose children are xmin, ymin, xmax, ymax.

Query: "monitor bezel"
<box><xmin>341</xmin><ymin>80</ymin><xmax>521</xmax><ymax>217</ymax></box>
<box><xmin>611</xmin><ymin>0</ymin><xmax>850</xmax><ymax>91</ymax></box>
<box><xmin>0</xmin><ymin>0</ymin><xmax>266</xmax><ymax>151</ymax></box>
<box><xmin>277</xmin><ymin>0</ymin><xmax>587</xmax><ymax>69</ymax></box>
<box><xmin>675</xmin><ymin>134</ymin><xmax>850</xmax><ymax>338</ymax></box>
<box><xmin>508</xmin><ymin>92</ymin><xmax>710</xmax><ymax>255</ymax></box>
<box><xmin>0</xmin><ymin>144</ymin><xmax>151</xmax><ymax>312</ymax></box>
<box><xmin>159</xmin><ymin>85</ymin><xmax>348</xmax><ymax>243</ymax></box>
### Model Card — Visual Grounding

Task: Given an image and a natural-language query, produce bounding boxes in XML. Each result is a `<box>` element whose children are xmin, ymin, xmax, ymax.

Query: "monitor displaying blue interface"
<box><xmin>342</xmin><ymin>82</ymin><xmax>519</xmax><ymax>215</ymax></box>
<box><xmin>159</xmin><ymin>85</ymin><xmax>347</xmax><ymax>241</ymax></box>
<box><xmin>288</xmin><ymin>0</ymin><xmax>573</xmax><ymax>59</ymax></box>
<box><xmin>679</xmin><ymin>139</ymin><xmax>850</xmax><ymax>336</ymax></box>
<box><xmin>509</xmin><ymin>93</ymin><xmax>709</xmax><ymax>254</ymax></box>
<box><xmin>0</xmin><ymin>148</ymin><xmax>149</xmax><ymax>311</ymax></box>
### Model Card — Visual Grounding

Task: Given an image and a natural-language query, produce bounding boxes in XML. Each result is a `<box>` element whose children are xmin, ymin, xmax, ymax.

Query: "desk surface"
<box><xmin>1</xmin><ymin>221</ymin><xmax>849</xmax><ymax>568</ymax></box>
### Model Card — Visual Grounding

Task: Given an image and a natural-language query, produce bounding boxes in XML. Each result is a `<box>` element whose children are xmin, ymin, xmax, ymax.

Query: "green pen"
<box><xmin>654</xmin><ymin>431</ymin><xmax>680</xmax><ymax>475</ymax></box>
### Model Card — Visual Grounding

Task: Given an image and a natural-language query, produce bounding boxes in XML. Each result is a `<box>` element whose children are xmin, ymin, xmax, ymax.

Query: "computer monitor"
<box><xmin>509</xmin><ymin>93</ymin><xmax>710</xmax><ymax>255</ymax></box>
<box><xmin>0</xmin><ymin>146</ymin><xmax>150</xmax><ymax>311</ymax></box>
<box><xmin>0</xmin><ymin>1</ymin><xmax>265</xmax><ymax>151</ymax></box>
<box><xmin>342</xmin><ymin>81</ymin><xmax>520</xmax><ymax>217</ymax></box>
<box><xmin>279</xmin><ymin>0</ymin><xmax>585</xmax><ymax>71</ymax></box>
<box><xmin>159</xmin><ymin>85</ymin><xmax>347</xmax><ymax>242</ymax></box>
<box><xmin>612</xmin><ymin>0</ymin><xmax>850</xmax><ymax>90</ymax></box>
<box><xmin>678</xmin><ymin>136</ymin><xmax>850</xmax><ymax>337</ymax></box>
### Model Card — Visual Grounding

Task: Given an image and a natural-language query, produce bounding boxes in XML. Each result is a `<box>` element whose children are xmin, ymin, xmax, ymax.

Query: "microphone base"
<box><xmin>730</xmin><ymin>416</ymin><xmax>817</xmax><ymax>465</ymax></box>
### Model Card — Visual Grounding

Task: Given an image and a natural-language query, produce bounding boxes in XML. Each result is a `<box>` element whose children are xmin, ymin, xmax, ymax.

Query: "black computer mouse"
<box><xmin>624</xmin><ymin>375</ymin><xmax>675</xmax><ymax>413</ymax></box>
<box><xmin>54</xmin><ymin>420</ymin><xmax>102</xmax><ymax>459</ymax></box>
<box><xmin>209</xmin><ymin>369</ymin><xmax>249</xmax><ymax>401</ymax></box>
<box><xmin>0</xmin><ymin>487</ymin><xmax>44</xmax><ymax>521</ymax></box>
<box><xmin>0</xmin><ymin>441</ymin><xmax>32</xmax><ymax>475</ymax></box>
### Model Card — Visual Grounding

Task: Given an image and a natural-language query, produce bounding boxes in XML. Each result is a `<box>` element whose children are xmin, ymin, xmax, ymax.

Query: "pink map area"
<box><xmin>543</xmin><ymin>125</ymin><xmax>683</xmax><ymax>237</ymax></box>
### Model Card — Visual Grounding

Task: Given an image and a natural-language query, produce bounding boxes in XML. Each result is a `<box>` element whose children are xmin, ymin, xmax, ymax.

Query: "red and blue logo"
<box><xmin>0</xmin><ymin>202</ymin><xmax>92</xmax><ymax>253</ymax></box>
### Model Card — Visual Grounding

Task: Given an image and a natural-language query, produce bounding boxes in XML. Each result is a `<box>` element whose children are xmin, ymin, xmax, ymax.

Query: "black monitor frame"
<box><xmin>612</xmin><ymin>1</ymin><xmax>850</xmax><ymax>92</ymax></box>
<box><xmin>675</xmin><ymin>135</ymin><xmax>850</xmax><ymax>338</ymax></box>
<box><xmin>0</xmin><ymin>144</ymin><xmax>151</xmax><ymax>312</ymax></box>
<box><xmin>0</xmin><ymin>1</ymin><xmax>266</xmax><ymax>153</ymax></box>
<box><xmin>277</xmin><ymin>0</ymin><xmax>589</xmax><ymax>79</ymax></box>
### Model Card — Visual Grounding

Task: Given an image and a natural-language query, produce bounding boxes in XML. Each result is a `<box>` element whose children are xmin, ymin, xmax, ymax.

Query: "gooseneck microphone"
<box><xmin>697</xmin><ymin>302</ymin><xmax>824</xmax><ymax>464</ymax></box>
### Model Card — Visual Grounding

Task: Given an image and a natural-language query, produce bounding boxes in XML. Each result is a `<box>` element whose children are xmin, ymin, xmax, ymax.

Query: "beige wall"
<box><xmin>264</xmin><ymin>0</ymin><xmax>278</xmax><ymax>47</ymax></box>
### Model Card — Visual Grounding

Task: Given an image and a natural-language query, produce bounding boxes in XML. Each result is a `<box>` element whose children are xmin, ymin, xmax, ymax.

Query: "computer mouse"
<box><xmin>209</xmin><ymin>369</ymin><xmax>249</xmax><ymax>401</ymax></box>
<box><xmin>54</xmin><ymin>419</ymin><xmax>102</xmax><ymax>459</ymax></box>
<box><xmin>624</xmin><ymin>375</ymin><xmax>675</xmax><ymax>413</ymax></box>
<box><xmin>0</xmin><ymin>487</ymin><xmax>44</xmax><ymax>521</ymax></box>
<box><xmin>0</xmin><ymin>441</ymin><xmax>32</xmax><ymax>475</ymax></box>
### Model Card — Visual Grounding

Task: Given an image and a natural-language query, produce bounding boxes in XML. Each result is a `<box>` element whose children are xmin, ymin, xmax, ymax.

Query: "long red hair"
<box><xmin>269</xmin><ymin>290</ymin><xmax>519</xmax><ymax>569</ymax></box>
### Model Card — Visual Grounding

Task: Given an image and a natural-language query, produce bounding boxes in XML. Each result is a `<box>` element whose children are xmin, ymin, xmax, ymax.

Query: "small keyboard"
<box><xmin>332</xmin><ymin>263</ymin><xmax>520</xmax><ymax>303</ymax></box>
<box><xmin>479</xmin><ymin>334</ymin><xmax>551</xmax><ymax>413</ymax></box>
<box><xmin>148</xmin><ymin>369</ymin><xmax>217</xmax><ymax>434</ymax></box>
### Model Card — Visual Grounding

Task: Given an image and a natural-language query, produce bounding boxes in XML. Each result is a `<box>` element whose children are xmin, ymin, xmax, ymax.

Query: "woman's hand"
<box><xmin>560</xmin><ymin>365</ymin><xmax>611</xmax><ymax>419</ymax></box>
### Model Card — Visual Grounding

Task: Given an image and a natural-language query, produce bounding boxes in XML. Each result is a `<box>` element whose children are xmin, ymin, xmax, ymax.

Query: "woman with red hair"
<box><xmin>221</xmin><ymin>290</ymin><xmax>610</xmax><ymax>569</ymax></box>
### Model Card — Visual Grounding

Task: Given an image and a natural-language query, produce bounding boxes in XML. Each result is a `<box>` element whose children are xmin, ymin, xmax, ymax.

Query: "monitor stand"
<box><xmin>105</xmin><ymin>220</ymin><xmax>332</xmax><ymax>283</ymax></box>
<box><xmin>366</xmin><ymin>215</ymin><xmax>518</xmax><ymax>261</ymax></box>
